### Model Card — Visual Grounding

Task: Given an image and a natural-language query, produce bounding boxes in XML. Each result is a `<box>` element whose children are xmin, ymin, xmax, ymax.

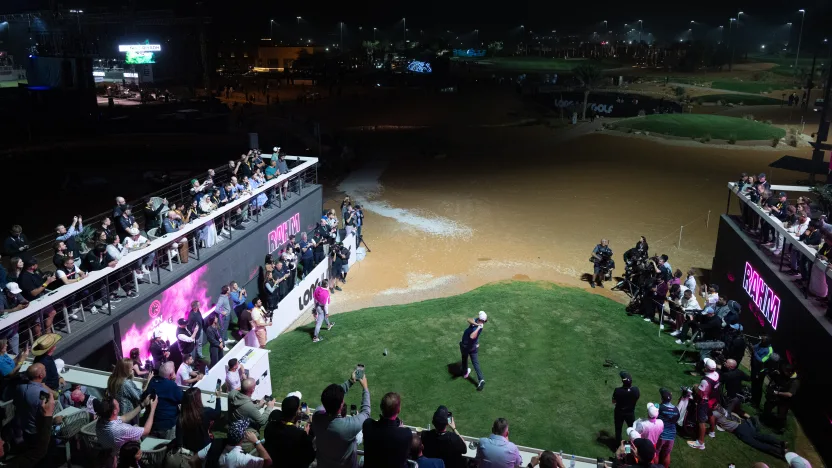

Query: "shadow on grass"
<box><xmin>595</xmin><ymin>430</ymin><xmax>618</xmax><ymax>452</ymax></box>
<box><xmin>446</xmin><ymin>363</ymin><xmax>479</xmax><ymax>388</ymax></box>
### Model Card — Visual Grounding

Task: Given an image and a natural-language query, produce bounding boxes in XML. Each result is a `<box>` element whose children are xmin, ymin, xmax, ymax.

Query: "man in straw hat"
<box><xmin>32</xmin><ymin>333</ymin><xmax>61</xmax><ymax>394</ymax></box>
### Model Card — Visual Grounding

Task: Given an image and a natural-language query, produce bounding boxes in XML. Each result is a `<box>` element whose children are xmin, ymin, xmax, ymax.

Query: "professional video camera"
<box><xmin>589</xmin><ymin>251</ymin><xmax>615</xmax><ymax>281</ymax></box>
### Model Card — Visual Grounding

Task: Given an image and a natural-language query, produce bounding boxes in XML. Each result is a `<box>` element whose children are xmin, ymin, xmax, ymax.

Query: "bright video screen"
<box><xmin>125</xmin><ymin>51</ymin><xmax>155</xmax><ymax>64</ymax></box>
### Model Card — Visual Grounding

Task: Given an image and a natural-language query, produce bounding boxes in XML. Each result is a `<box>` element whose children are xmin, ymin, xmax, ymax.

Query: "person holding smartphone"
<box><xmin>263</xmin><ymin>395</ymin><xmax>315</xmax><ymax>468</ymax></box>
<box><xmin>422</xmin><ymin>406</ymin><xmax>467</xmax><ymax>468</ymax></box>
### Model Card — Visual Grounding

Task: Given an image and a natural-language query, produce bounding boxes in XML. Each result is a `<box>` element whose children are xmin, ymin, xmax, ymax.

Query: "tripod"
<box><xmin>359</xmin><ymin>234</ymin><xmax>371</xmax><ymax>252</ymax></box>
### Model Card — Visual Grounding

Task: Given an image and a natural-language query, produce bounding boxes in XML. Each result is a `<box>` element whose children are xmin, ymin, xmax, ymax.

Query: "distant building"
<box><xmin>215</xmin><ymin>39</ymin><xmax>258</xmax><ymax>73</ymax></box>
<box><xmin>255</xmin><ymin>46</ymin><xmax>326</xmax><ymax>72</ymax></box>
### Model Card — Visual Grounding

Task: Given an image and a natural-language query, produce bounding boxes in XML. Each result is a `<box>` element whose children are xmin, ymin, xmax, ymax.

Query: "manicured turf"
<box><xmin>609</xmin><ymin>114</ymin><xmax>786</xmax><ymax>140</ymax></box>
<box><xmin>463</xmin><ymin>57</ymin><xmax>621</xmax><ymax>72</ymax></box>
<box><xmin>696</xmin><ymin>94</ymin><xmax>784</xmax><ymax>106</ymax></box>
<box><xmin>266</xmin><ymin>282</ymin><xmax>794</xmax><ymax>467</ymax></box>
<box><xmin>710</xmin><ymin>81</ymin><xmax>784</xmax><ymax>94</ymax></box>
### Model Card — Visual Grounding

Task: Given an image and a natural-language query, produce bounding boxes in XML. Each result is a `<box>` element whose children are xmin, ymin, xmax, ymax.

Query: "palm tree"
<box><xmin>572</xmin><ymin>64</ymin><xmax>605</xmax><ymax>121</ymax></box>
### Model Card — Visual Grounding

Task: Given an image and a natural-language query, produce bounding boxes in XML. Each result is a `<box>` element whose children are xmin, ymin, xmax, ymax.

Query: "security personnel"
<box><xmin>750</xmin><ymin>335</ymin><xmax>774</xmax><ymax>409</ymax></box>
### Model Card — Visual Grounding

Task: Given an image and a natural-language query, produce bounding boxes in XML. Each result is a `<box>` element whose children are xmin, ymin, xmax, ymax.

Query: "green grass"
<box><xmin>710</xmin><ymin>81</ymin><xmax>786</xmax><ymax>94</ymax></box>
<box><xmin>696</xmin><ymin>94</ymin><xmax>784</xmax><ymax>106</ymax></box>
<box><xmin>609</xmin><ymin>114</ymin><xmax>786</xmax><ymax>140</ymax></box>
<box><xmin>463</xmin><ymin>57</ymin><xmax>621</xmax><ymax>72</ymax></box>
<box><xmin>266</xmin><ymin>282</ymin><xmax>795</xmax><ymax>467</ymax></box>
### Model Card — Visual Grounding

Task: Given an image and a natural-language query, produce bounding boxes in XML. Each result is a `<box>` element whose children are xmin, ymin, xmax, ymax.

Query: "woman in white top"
<box><xmin>250</xmin><ymin>298</ymin><xmax>269</xmax><ymax>349</ymax></box>
<box><xmin>684</xmin><ymin>269</ymin><xmax>696</xmax><ymax>293</ymax></box>
<box><xmin>197</xmin><ymin>196</ymin><xmax>219</xmax><ymax>248</ymax></box>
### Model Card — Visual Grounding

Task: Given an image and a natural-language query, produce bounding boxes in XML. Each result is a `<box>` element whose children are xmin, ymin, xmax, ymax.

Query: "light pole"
<box><xmin>638</xmin><ymin>19</ymin><xmax>643</xmax><ymax>44</ymax></box>
<box><xmin>373</xmin><ymin>27</ymin><xmax>377</xmax><ymax>42</ymax></box>
<box><xmin>795</xmin><ymin>9</ymin><xmax>806</xmax><ymax>75</ymax></box>
<box><xmin>340</xmin><ymin>22</ymin><xmax>343</xmax><ymax>50</ymax></box>
<box><xmin>402</xmin><ymin>18</ymin><xmax>406</xmax><ymax>43</ymax></box>
<box><xmin>270</xmin><ymin>19</ymin><xmax>274</xmax><ymax>41</ymax></box>
<box><xmin>729</xmin><ymin>17</ymin><xmax>737</xmax><ymax>71</ymax></box>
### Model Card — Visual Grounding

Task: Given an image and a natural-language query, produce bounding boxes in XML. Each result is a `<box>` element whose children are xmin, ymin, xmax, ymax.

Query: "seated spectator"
<box><xmin>176</xmin><ymin>387</ymin><xmax>221</xmax><ymax>453</ymax></box>
<box><xmin>66</xmin><ymin>385</ymin><xmax>98</xmax><ymax>415</ymax></box>
<box><xmin>312</xmin><ymin>371</ymin><xmax>371</xmax><ymax>468</ymax></box>
<box><xmin>3</xmin><ymin>225</ymin><xmax>31</xmax><ymax>262</ymax></box>
<box><xmin>422</xmin><ymin>406</ymin><xmax>467</xmax><ymax>468</ymax></box>
<box><xmin>363</xmin><ymin>392</ymin><xmax>412</xmax><ymax>468</ymax></box>
<box><xmin>117</xmin><ymin>206</ymin><xmax>138</xmax><ymax>239</ymax></box>
<box><xmin>409</xmin><ymin>432</ymin><xmax>445</xmax><ymax>468</ymax></box>
<box><xmin>100</xmin><ymin>217</ymin><xmax>115</xmax><ymax>240</ymax></box>
<box><xmin>129</xmin><ymin>348</ymin><xmax>150</xmax><ymax>378</ymax></box>
<box><xmin>85</xmin><ymin>242</ymin><xmax>135</xmax><ymax>302</ymax></box>
<box><xmin>176</xmin><ymin>354</ymin><xmax>202</xmax><ymax>386</ymax></box>
<box><xmin>123</xmin><ymin>230</ymin><xmax>155</xmax><ymax>275</ymax></box>
<box><xmin>0</xmin><ymin>282</ymin><xmax>29</xmax><ymax>354</ymax></box>
<box><xmin>263</xmin><ymin>395</ymin><xmax>315</xmax><ymax>468</ymax></box>
<box><xmin>197</xmin><ymin>418</ymin><xmax>273</xmax><ymax>468</ymax></box>
<box><xmin>3</xmin><ymin>388</ymin><xmax>58</xmax><ymax>468</ymax></box>
<box><xmin>17</xmin><ymin>260</ymin><xmax>57</xmax><ymax>331</ymax></box>
<box><xmin>229</xmin><ymin>377</ymin><xmax>274</xmax><ymax>430</ymax></box>
<box><xmin>143</xmin><ymin>197</ymin><xmax>169</xmax><ymax>232</ymax></box>
<box><xmin>54</xmin><ymin>256</ymin><xmax>95</xmax><ymax>316</ymax></box>
<box><xmin>52</xmin><ymin>240</ymin><xmax>73</xmax><ymax>270</ymax></box>
<box><xmin>55</xmin><ymin>216</ymin><xmax>84</xmax><ymax>258</ymax></box>
<box><xmin>116</xmin><ymin>441</ymin><xmax>143</xmax><ymax>468</ymax></box>
<box><xmin>162</xmin><ymin>212</ymin><xmax>189</xmax><ymax>263</ymax></box>
<box><xmin>529</xmin><ymin>451</ymin><xmax>564</xmax><ymax>468</ymax></box>
<box><xmin>142</xmin><ymin>361</ymin><xmax>183</xmax><ymax>439</ymax></box>
<box><xmin>94</xmin><ymin>394</ymin><xmax>158</xmax><ymax>462</ymax></box>
<box><xmin>0</xmin><ymin>338</ymin><xmax>28</xmax><ymax>377</ymax></box>
<box><xmin>32</xmin><ymin>333</ymin><xmax>61</xmax><ymax>392</ymax></box>
<box><xmin>475</xmin><ymin>418</ymin><xmax>523</xmax><ymax>468</ymax></box>
<box><xmin>113</xmin><ymin>196</ymin><xmax>128</xmax><ymax>218</ymax></box>
<box><xmin>225</xmin><ymin>358</ymin><xmax>245</xmax><ymax>391</ymax></box>
<box><xmin>108</xmin><ymin>358</ymin><xmax>145</xmax><ymax>424</ymax></box>
<box><xmin>6</xmin><ymin>256</ymin><xmax>24</xmax><ymax>283</ymax></box>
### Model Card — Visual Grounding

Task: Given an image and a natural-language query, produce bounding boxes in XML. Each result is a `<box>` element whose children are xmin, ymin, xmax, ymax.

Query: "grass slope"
<box><xmin>609</xmin><ymin>114</ymin><xmax>786</xmax><ymax>140</ymax></box>
<box><xmin>266</xmin><ymin>282</ymin><xmax>793</xmax><ymax>468</ymax></box>
<box><xmin>464</xmin><ymin>57</ymin><xmax>621</xmax><ymax>72</ymax></box>
<box><xmin>696</xmin><ymin>94</ymin><xmax>783</xmax><ymax>106</ymax></box>
<box><xmin>710</xmin><ymin>81</ymin><xmax>786</xmax><ymax>94</ymax></box>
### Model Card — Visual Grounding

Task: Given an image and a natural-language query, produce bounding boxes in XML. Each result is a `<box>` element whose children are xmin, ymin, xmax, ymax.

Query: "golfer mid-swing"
<box><xmin>459</xmin><ymin>311</ymin><xmax>487</xmax><ymax>392</ymax></box>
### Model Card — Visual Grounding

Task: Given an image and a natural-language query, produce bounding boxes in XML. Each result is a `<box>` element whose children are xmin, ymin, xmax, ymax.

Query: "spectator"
<box><xmin>362</xmin><ymin>392</ymin><xmax>413</xmax><ymax>468</ymax></box>
<box><xmin>55</xmin><ymin>216</ymin><xmax>84</xmax><ymax>259</ymax></box>
<box><xmin>123</xmin><ymin>229</ymin><xmax>155</xmax><ymax>275</ymax></box>
<box><xmin>206</xmin><ymin>314</ymin><xmax>225</xmax><ymax>367</ymax></box>
<box><xmin>113</xmin><ymin>196</ymin><xmax>128</xmax><ymax>218</ymax></box>
<box><xmin>344</xmin><ymin>205</ymin><xmax>357</xmax><ymax>240</ymax></box>
<box><xmin>229</xmin><ymin>281</ymin><xmax>248</xmax><ymax>320</ymax></box>
<box><xmin>100</xmin><ymin>217</ymin><xmax>115</xmax><ymax>240</ymax></box>
<box><xmin>0</xmin><ymin>282</ymin><xmax>29</xmax><ymax>354</ymax></box>
<box><xmin>187</xmin><ymin>301</ymin><xmax>206</xmax><ymax>360</ymax></box>
<box><xmin>176</xmin><ymin>387</ymin><xmax>221</xmax><ymax>453</ymax></box>
<box><xmin>129</xmin><ymin>348</ymin><xmax>150</xmax><ymax>378</ymax></box>
<box><xmin>615</xmin><ymin>438</ymin><xmax>660</xmax><ymax>467</ymax></box>
<box><xmin>143</xmin><ymin>198</ymin><xmax>169</xmax><ymax>232</ymax></box>
<box><xmin>7</xmin><ymin>256</ymin><xmax>24</xmax><ymax>283</ymax></box>
<box><xmin>263</xmin><ymin>395</ymin><xmax>315</xmax><ymax>468</ymax></box>
<box><xmin>162</xmin><ymin>211</ymin><xmax>190</xmax><ymax>263</ymax></box>
<box><xmin>176</xmin><ymin>354</ymin><xmax>203</xmax><ymax>387</ymax></box>
<box><xmin>117</xmin><ymin>206</ymin><xmax>138</xmax><ymax>239</ymax></box>
<box><xmin>0</xmin><ymin>253</ymin><xmax>7</xmax><ymax>286</ymax></box>
<box><xmin>95</xmin><ymin>393</ymin><xmax>158</xmax><ymax>463</ymax></box>
<box><xmin>409</xmin><ymin>432</ymin><xmax>445</xmax><ymax>468</ymax></box>
<box><xmin>283</xmin><ymin>246</ymin><xmax>298</xmax><ymax>291</ymax></box>
<box><xmin>655</xmin><ymin>389</ymin><xmax>680</xmax><ymax>468</ymax></box>
<box><xmin>2</xmin><ymin>389</ymin><xmax>58</xmax><ymax>468</ymax></box>
<box><xmin>721</xmin><ymin>359</ymin><xmax>751</xmax><ymax>415</ymax></box>
<box><xmin>175</xmin><ymin>318</ymin><xmax>199</xmax><ymax>364</ymax></box>
<box><xmin>237</xmin><ymin>302</ymin><xmax>254</xmax><ymax>342</ymax></box>
<box><xmin>108</xmin><ymin>358</ymin><xmax>145</xmax><ymax>424</ymax></box>
<box><xmin>216</xmin><ymin>285</ymin><xmax>233</xmax><ymax>345</ymax></box>
<box><xmin>197</xmin><ymin>418</ymin><xmax>273</xmax><ymax>468</ymax></box>
<box><xmin>422</xmin><ymin>406</ymin><xmax>467</xmax><ymax>468</ymax></box>
<box><xmin>225</xmin><ymin>358</ymin><xmax>245</xmax><ymax>391</ymax></box>
<box><xmin>251</xmin><ymin>297</ymin><xmax>269</xmax><ymax>349</ymax></box>
<box><xmin>711</xmin><ymin>405</ymin><xmax>786</xmax><ymax>458</ymax></box>
<box><xmin>613</xmin><ymin>371</ymin><xmax>640</xmax><ymax>442</ymax></box>
<box><xmin>528</xmin><ymin>451</ymin><xmax>565</xmax><ymax>468</ymax></box>
<box><xmin>340</xmin><ymin>196</ymin><xmax>352</xmax><ymax>227</ymax></box>
<box><xmin>763</xmin><ymin>364</ymin><xmax>799</xmax><ymax>433</ymax></box>
<box><xmin>229</xmin><ymin>377</ymin><xmax>275</xmax><ymax>430</ymax></box>
<box><xmin>17</xmin><ymin>260</ymin><xmax>57</xmax><ymax>332</ymax></box>
<box><xmin>475</xmin><ymin>418</ymin><xmax>523</xmax><ymax>468</ymax></box>
<box><xmin>299</xmin><ymin>232</ymin><xmax>315</xmax><ymax>278</ymax></box>
<box><xmin>0</xmin><ymin>338</ymin><xmax>27</xmax><ymax>377</ymax></box>
<box><xmin>54</xmin><ymin>256</ymin><xmax>94</xmax><ymax>316</ymax></box>
<box><xmin>312</xmin><ymin>371</ymin><xmax>371</xmax><ymax>468</ymax></box>
<box><xmin>149</xmin><ymin>333</ymin><xmax>170</xmax><ymax>371</ymax></box>
<box><xmin>13</xmin><ymin>364</ymin><xmax>51</xmax><ymax>444</ymax></box>
<box><xmin>276</xmin><ymin>152</ymin><xmax>290</xmax><ymax>199</ymax></box>
<box><xmin>52</xmin><ymin>240</ymin><xmax>73</xmax><ymax>270</ymax></box>
<box><xmin>32</xmin><ymin>333</ymin><xmax>61</xmax><ymax>392</ymax></box>
<box><xmin>116</xmin><ymin>441</ymin><xmax>143</xmax><ymax>468</ymax></box>
<box><xmin>785</xmin><ymin>452</ymin><xmax>812</xmax><ymax>468</ymax></box>
<box><xmin>634</xmin><ymin>403</ymin><xmax>664</xmax><ymax>445</ymax></box>
<box><xmin>3</xmin><ymin>225</ymin><xmax>31</xmax><ymax>261</ymax></box>
<box><xmin>142</xmin><ymin>361</ymin><xmax>183</xmax><ymax>439</ymax></box>
<box><xmin>85</xmin><ymin>242</ymin><xmax>135</xmax><ymax>302</ymax></box>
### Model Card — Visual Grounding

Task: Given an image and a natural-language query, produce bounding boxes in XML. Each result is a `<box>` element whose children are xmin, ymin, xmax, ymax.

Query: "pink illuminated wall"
<box><xmin>120</xmin><ymin>264</ymin><xmax>215</xmax><ymax>361</ymax></box>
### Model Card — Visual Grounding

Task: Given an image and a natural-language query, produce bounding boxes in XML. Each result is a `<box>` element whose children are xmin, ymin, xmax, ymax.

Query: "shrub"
<box><xmin>716</xmin><ymin>99</ymin><xmax>724</xmax><ymax>106</ymax></box>
<box><xmin>674</xmin><ymin>86</ymin><xmax>686</xmax><ymax>98</ymax></box>
<box><xmin>727</xmin><ymin>133</ymin><xmax>737</xmax><ymax>144</ymax></box>
<box><xmin>764</xmin><ymin>120</ymin><xmax>773</xmax><ymax>125</ymax></box>
<box><xmin>743</xmin><ymin>114</ymin><xmax>755</xmax><ymax>120</ymax></box>
<box><xmin>700</xmin><ymin>134</ymin><xmax>712</xmax><ymax>143</ymax></box>
<box><xmin>786</xmin><ymin>134</ymin><xmax>799</xmax><ymax>147</ymax></box>
<box><xmin>771</xmin><ymin>137</ymin><xmax>779</xmax><ymax>147</ymax></box>
<box><xmin>637</xmin><ymin>110</ymin><xmax>646</xmax><ymax>117</ymax></box>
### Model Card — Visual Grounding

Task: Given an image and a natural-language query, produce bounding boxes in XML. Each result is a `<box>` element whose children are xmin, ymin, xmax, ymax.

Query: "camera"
<box><xmin>679</xmin><ymin>386</ymin><xmax>693</xmax><ymax>398</ymax></box>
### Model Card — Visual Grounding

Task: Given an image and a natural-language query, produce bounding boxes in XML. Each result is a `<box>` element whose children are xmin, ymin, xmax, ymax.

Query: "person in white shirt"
<box><xmin>55</xmin><ymin>257</ymin><xmax>92</xmax><ymax>317</ymax></box>
<box><xmin>684</xmin><ymin>269</ymin><xmax>696</xmax><ymax>294</ymax></box>
<box><xmin>225</xmin><ymin>358</ymin><xmax>245</xmax><ymax>391</ymax></box>
<box><xmin>123</xmin><ymin>228</ymin><xmax>155</xmax><ymax>274</ymax></box>
<box><xmin>670</xmin><ymin>289</ymin><xmax>701</xmax><ymax>338</ymax></box>
<box><xmin>176</xmin><ymin>354</ymin><xmax>202</xmax><ymax>387</ymax></box>
<box><xmin>703</xmin><ymin>284</ymin><xmax>719</xmax><ymax>308</ymax></box>
<box><xmin>198</xmin><ymin>418</ymin><xmax>272</xmax><ymax>468</ymax></box>
<box><xmin>773</xmin><ymin>210</ymin><xmax>810</xmax><ymax>255</ymax></box>
<box><xmin>250</xmin><ymin>298</ymin><xmax>269</xmax><ymax>349</ymax></box>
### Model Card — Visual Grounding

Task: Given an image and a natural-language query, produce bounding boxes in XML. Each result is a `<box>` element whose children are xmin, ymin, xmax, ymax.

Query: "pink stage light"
<box><xmin>121</xmin><ymin>264</ymin><xmax>214</xmax><ymax>361</ymax></box>
<box><xmin>742</xmin><ymin>262</ymin><xmax>780</xmax><ymax>330</ymax></box>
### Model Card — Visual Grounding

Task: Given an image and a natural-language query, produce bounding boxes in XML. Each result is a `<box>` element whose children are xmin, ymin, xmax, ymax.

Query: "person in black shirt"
<box><xmin>312</xmin><ymin>226</ymin><xmax>327</xmax><ymax>264</ymax></box>
<box><xmin>264</xmin><ymin>395</ymin><xmax>315</xmax><ymax>468</ymax></box>
<box><xmin>18</xmin><ymin>260</ymin><xmax>56</xmax><ymax>303</ymax></box>
<box><xmin>421</xmin><ymin>406</ymin><xmax>467</xmax><ymax>468</ymax></box>
<box><xmin>143</xmin><ymin>198</ymin><xmax>168</xmax><ymax>232</ymax></box>
<box><xmin>763</xmin><ymin>364</ymin><xmax>799</xmax><ymax>432</ymax></box>
<box><xmin>176</xmin><ymin>387</ymin><xmax>221</xmax><ymax>453</ymax></box>
<box><xmin>2</xmin><ymin>225</ymin><xmax>31</xmax><ymax>262</ymax></box>
<box><xmin>187</xmin><ymin>301</ymin><xmax>205</xmax><ymax>361</ymax></box>
<box><xmin>612</xmin><ymin>371</ymin><xmax>640</xmax><ymax>442</ymax></box>
<box><xmin>32</xmin><ymin>333</ymin><xmax>62</xmax><ymax>392</ymax></box>
<box><xmin>721</xmin><ymin>359</ymin><xmax>751</xmax><ymax>415</ymax></box>
<box><xmin>52</xmin><ymin>241</ymin><xmax>72</xmax><ymax>270</ymax></box>
<box><xmin>362</xmin><ymin>392</ymin><xmax>413</xmax><ymax>468</ymax></box>
<box><xmin>458</xmin><ymin>312</ymin><xmax>487</xmax><ymax>391</ymax></box>
<box><xmin>149</xmin><ymin>333</ymin><xmax>170</xmax><ymax>372</ymax></box>
<box><xmin>117</xmin><ymin>207</ymin><xmax>137</xmax><ymax>239</ymax></box>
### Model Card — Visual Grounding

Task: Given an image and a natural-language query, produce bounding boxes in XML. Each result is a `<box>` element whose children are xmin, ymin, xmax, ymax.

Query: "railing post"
<box><xmin>62</xmin><ymin>305</ymin><xmax>71</xmax><ymax>333</ymax></box>
<box><xmin>104</xmin><ymin>277</ymin><xmax>112</xmax><ymax>316</ymax></box>
<box><xmin>678</xmin><ymin>226</ymin><xmax>683</xmax><ymax>249</ymax></box>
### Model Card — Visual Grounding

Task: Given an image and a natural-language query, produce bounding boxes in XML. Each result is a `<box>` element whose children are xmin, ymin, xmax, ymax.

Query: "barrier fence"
<box><xmin>0</xmin><ymin>156</ymin><xmax>319</xmax><ymax>354</ymax></box>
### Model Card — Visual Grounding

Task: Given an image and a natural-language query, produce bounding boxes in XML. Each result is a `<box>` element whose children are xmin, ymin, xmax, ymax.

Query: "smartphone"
<box><xmin>447</xmin><ymin>411</ymin><xmax>453</xmax><ymax>423</ymax></box>
<box><xmin>350</xmin><ymin>404</ymin><xmax>357</xmax><ymax>416</ymax></box>
<box><xmin>301</xmin><ymin>402</ymin><xmax>308</xmax><ymax>413</ymax></box>
<box><xmin>624</xmin><ymin>443</ymin><xmax>631</xmax><ymax>454</ymax></box>
<box><xmin>355</xmin><ymin>364</ymin><xmax>365</xmax><ymax>380</ymax></box>
<box><xmin>244</xmin><ymin>369</ymin><xmax>250</xmax><ymax>379</ymax></box>
<box><xmin>215</xmin><ymin>379</ymin><xmax>222</xmax><ymax>392</ymax></box>
<box><xmin>149</xmin><ymin>389</ymin><xmax>157</xmax><ymax>401</ymax></box>
<box><xmin>39</xmin><ymin>391</ymin><xmax>50</xmax><ymax>402</ymax></box>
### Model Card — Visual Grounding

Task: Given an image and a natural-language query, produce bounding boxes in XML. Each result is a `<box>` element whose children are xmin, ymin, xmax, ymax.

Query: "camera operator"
<box><xmin>590</xmin><ymin>239</ymin><xmax>614</xmax><ymax>288</ymax></box>
<box><xmin>763</xmin><ymin>363</ymin><xmax>799</xmax><ymax>433</ymax></box>
<box><xmin>652</xmin><ymin>255</ymin><xmax>672</xmax><ymax>282</ymax></box>
<box><xmin>623</xmin><ymin>237</ymin><xmax>649</xmax><ymax>273</ymax></box>
<box><xmin>720</xmin><ymin>359</ymin><xmax>751</xmax><ymax>416</ymax></box>
<box><xmin>722</xmin><ymin>322</ymin><xmax>747</xmax><ymax>363</ymax></box>
<box><xmin>750</xmin><ymin>335</ymin><xmax>775</xmax><ymax>409</ymax></box>
<box><xmin>690</xmin><ymin>308</ymin><xmax>725</xmax><ymax>364</ymax></box>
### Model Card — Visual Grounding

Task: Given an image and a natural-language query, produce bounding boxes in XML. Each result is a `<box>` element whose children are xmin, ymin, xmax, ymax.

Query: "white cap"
<box><xmin>287</xmin><ymin>391</ymin><xmax>302</xmax><ymax>400</ymax></box>
<box><xmin>785</xmin><ymin>452</ymin><xmax>812</xmax><ymax>468</ymax></box>
<box><xmin>626</xmin><ymin>427</ymin><xmax>640</xmax><ymax>441</ymax></box>
<box><xmin>5</xmin><ymin>282</ymin><xmax>22</xmax><ymax>294</ymax></box>
<box><xmin>704</xmin><ymin>358</ymin><xmax>717</xmax><ymax>370</ymax></box>
<box><xmin>478</xmin><ymin>311</ymin><xmax>488</xmax><ymax>322</ymax></box>
<box><xmin>127</xmin><ymin>227</ymin><xmax>140</xmax><ymax>236</ymax></box>
<box><xmin>698</xmin><ymin>379</ymin><xmax>710</xmax><ymax>392</ymax></box>
<box><xmin>647</xmin><ymin>402</ymin><xmax>659</xmax><ymax>418</ymax></box>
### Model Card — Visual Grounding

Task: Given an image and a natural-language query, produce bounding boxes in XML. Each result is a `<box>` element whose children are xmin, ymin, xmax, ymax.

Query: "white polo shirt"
<box><xmin>198</xmin><ymin>444</ymin><xmax>264</xmax><ymax>468</ymax></box>
<box><xmin>176</xmin><ymin>363</ymin><xmax>193</xmax><ymax>386</ymax></box>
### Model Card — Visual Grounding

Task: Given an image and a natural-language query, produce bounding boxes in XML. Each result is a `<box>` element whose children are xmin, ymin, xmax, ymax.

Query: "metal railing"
<box><xmin>0</xmin><ymin>156</ymin><xmax>319</xmax><ymax>353</ymax></box>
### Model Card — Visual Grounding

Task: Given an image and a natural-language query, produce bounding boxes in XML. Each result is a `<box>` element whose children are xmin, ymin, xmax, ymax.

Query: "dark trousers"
<box><xmin>734</xmin><ymin>418</ymin><xmax>783</xmax><ymax>457</ymax></box>
<box><xmin>762</xmin><ymin>397</ymin><xmax>790</xmax><ymax>429</ymax></box>
<box><xmin>302</xmin><ymin>257</ymin><xmax>314</xmax><ymax>278</ymax></box>
<box><xmin>210</xmin><ymin>346</ymin><xmax>224</xmax><ymax>368</ymax></box>
<box><xmin>459</xmin><ymin>344</ymin><xmax>483</xmax><ymax>382</ymax></box>
<box><xmin>750</xmin><ymin>363</ymin><xmax>764</xmax><ymax>408</ymax></box>
<box><xmin>614</xmin><ymin>411</ymin><xmax>635</xmax><ymax>442</ymax></box>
